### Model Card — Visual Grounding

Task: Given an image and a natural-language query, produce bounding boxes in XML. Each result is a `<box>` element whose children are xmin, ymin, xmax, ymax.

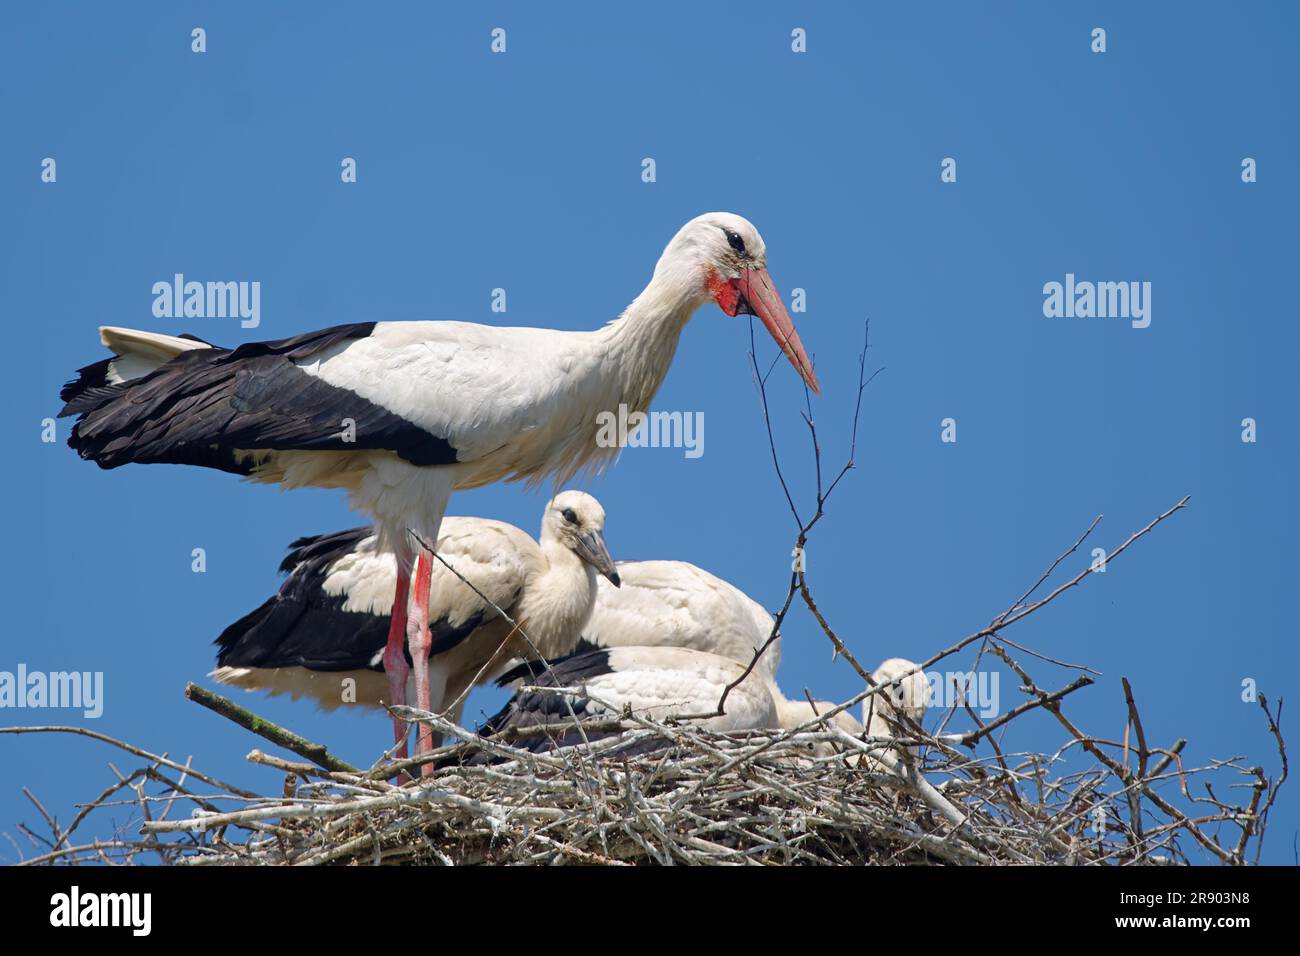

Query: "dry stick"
<box><xmin>20</xmin><ymin>788</ymin><xmax>64</xmax><ymax>850</ymax></box>
<box><xmin>396</xmin><ymin>709</ymin><xmax>638</xmax><ymax>771</ymax></box>
<box><xmin>142</xmin><ymin>766</ymin><xmax>242</xmax><ymax>827</ymax></box>
<box><xmin>1150</xmin><ymin>739</ymin><xmax>1188</xmax><ymax>778</ymax></box>
<box><xmin>798</xmin><ymin>575</ymin><xmax>873</xmax><ymax>682</ymax></box>
<box><xmin>748</xmin><ymin>318</ymin><xmax>806</xmax><ymax>528</ymax></box>
<box><xmin>912</xmin><ymin>497</ymin><xmax>1192</xmax><ymax>685</ymax></box>
<box><xmin>385</xmin><ymin>704</ymin><xmax>641</xmax><ymax>780</ymax></box>
<box><xmin>132</xmin><ymin>709</ymin><xmax>1269</xmax><ymax>866</ymax></box>
<box><xmin>709</xmin><ymin>320</ymin><xmax>879</xmax><ymax>720</ymax></box>
<box><xmin>1120</xmin><ymin>677</ymin><xmax>1150</xmax><ymax>852</ymax></box>
<box><xmin>953</xmin><ymin>693</ymin><xmax>1024</xmax><ymax>809</ymax></box>
<box><xmin>184</xmin><ymin>682</ymin><xmax>359</xmax><ymax>774</ymax></box>
<box><xmin>676</xmin><ymin>348</ymin><xmax>878</xmax><ymax>723</ymax></box>
<box><xmin>787</xmin><ymin>330</ymin><xmax>880</xmax><ymax>685</ymax></box>
<box><xmin>54</xmin><ymin>767</ymin><xmax>152</xmax><ymax>852</ymax></box>
<box><xmin>142</xmin><ymin>784</ymin><xmax>565</xmax><ymax>835</ymax></box>
<box><xmin>247</xmin><ymin>749</ymin><xmax>341</xmax><ymax>779</ymax></box>
<box><xmin>934</xmin><ymin>512</ymin><xmax>1103</xmax><ymax>737</ymax></box>
<box><xmin>154</xmin><ymin>755</ymin><xmax>193</xmax><ymax>825</ymax></box>
<box><xmin>483</xmin><ymin>714</ymin><xmax>632</xmax><ymax>745</ymax></box>
<box><xmin>15</xmin><ymin>839</ymin><xmax>165</xmax><ymax>867</ymax></box>
<box><xmin>997</xmin><ymin>514</ymin><xmax>1104</xmax><ymax>625</ymax></box>
<box><xmin>389</xmin><ymin>632</ymin><xmax>615</xmax><ymax>840</ymax></box>
<box><xmin>245</xmin><ymin>750</ymin><xmax>391</xmax><ymax>798</ymax></box>
<box><xmin>751</xmin><ymin>332</ymin><xmax>1156</xmax><ymax>857</ymax></box>
<box><xmin>1251</xmin><ymin>695</ymin><xmax>1288</xmax><ymax>865</ymax></box>
<box><xmin>987</xmin><ymin>643</ymin><xmax>1236</xmax><ymax>864</ymax></box>
<box><xmin>1232</xmin><ymin>766</ymin><xmax>1269</xmax><ymax>863</ymax></box>
<box><xmin>14</xmin><ymin>822</ymin><xmax>54</xmax><ymax>853</ymax></box>
<box><xmin>991</xmin><ymin>715</ymin><xmax>1212</xmax><ymax>859</ymax></box>
<box><xmin>958</xmin><ymin>676</ymin><xmax>1095</xmax><ymax>746</ymax></box>
<box><xmin>0</xmin><ymin>725</ymin><xmax>257</xmax><ymax>798</ymax></box>
<box><xmin>827</xmin><ymin>727</ymin><xmax>974</xmax><ymax>836</ymax></box>
<box><xmin>994</xmin><ymin>636</ymin><xmax>1102</xmax><ymax>674</ymax></box>
<box><xmin>681</xmin><ymin>322</ymin><xmax>877</xmax><ymax>723</ymax></box>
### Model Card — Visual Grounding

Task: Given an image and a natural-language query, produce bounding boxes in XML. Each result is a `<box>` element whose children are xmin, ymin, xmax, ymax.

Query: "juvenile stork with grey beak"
<box><xmin>211</xmin><ymin>492</ymin><xmax>618</xmax><ymax>756</ymax></box>
<box><xmin>58</xmin><ymin>212</ymin><xmax>818</xmax><ymax>761</ymax></box>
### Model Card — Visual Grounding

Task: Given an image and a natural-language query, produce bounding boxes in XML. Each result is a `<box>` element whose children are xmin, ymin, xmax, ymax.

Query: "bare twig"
<box><xmin>185</xmin><ymin>682</ymin><xmax>359</xmax><ymax>774</ymax></box>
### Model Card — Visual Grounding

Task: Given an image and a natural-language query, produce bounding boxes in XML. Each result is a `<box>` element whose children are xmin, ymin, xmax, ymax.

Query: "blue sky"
<box><xmin>1</xmin><ymin>2</ymin><xmax>1295</xmax><ymax>863</ymax></box>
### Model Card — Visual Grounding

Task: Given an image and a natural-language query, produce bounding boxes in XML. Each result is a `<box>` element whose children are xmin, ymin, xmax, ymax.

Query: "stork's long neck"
<box><xmin>595</xmin><ymin>258</ymin><xmax>707</xmax><ymax>414</ymax></box>
<box><xmin>776</xmin><ymin>694</ymin><xmax>863</xmax><ymax>735</ymax></box>
<box><xmin>514</xmin><ymin>540</ymin><xmax>599</xmax><ymax>660</ymax></box>
<box><xmin>773</xmin><ymin>693</ymin><xmax>811</xmax><ymax>731</ymax></box>
<box><xmin>500</xmin><ymin>257</ymin><xmax>707</xmax><ymax>489</ymax></box>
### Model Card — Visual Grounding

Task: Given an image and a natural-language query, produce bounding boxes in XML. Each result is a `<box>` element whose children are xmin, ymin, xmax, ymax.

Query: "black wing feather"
<box><xmin>62</xmin><ymin>323</ymin><xmax>457</xmax><ymax>473</ymax></box>
<box><xmin>433</xmin><ymin>648</ymin><xmax>683</xmax><ymax>766</ymax></box>
<box><xmin>215</xmin><ymin>525</ymin><xmax>500</xmax><ymax>672</ymax></box>
<box><xmin>477</xmin><ymin>648</ymin><xmax>633</xmax><ymax>752</ymax></box>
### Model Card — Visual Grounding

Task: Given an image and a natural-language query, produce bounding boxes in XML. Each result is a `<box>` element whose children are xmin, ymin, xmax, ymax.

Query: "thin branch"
<box><xmin>185</xmin><ymin>682</ymin><xmax>359</xmax><ymax>774</ymax></box>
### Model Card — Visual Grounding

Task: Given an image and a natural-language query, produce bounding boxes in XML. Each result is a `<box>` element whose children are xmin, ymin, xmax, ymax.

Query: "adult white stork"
<box><xmin>57</xmin><ymin>212</ymin><xmax>819</xmax><ymax>759</ymax></box>
<box><xmin>211</xmin><ymin>492</ymin><xmax>617</xmax><ymax>755</ymax></box>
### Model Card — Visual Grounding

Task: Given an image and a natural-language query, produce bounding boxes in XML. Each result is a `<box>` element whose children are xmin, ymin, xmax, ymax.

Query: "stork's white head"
<box><xmin>657</xmin><ymin>212</ymin><xmax>820</xmax><ymax>394</ymax></box>
<box><xmin>541</xmin><ymin>490</ymin><xmax>620</xmax><ymax>587</ymax></box>
<box><xmin>866</xmin><ymin>658</ymin><xmax>929</xmax><ymax>730</ymax></box>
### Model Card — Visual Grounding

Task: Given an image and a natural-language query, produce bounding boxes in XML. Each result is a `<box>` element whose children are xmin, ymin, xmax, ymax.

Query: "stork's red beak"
<box><xmin>732</xmin><ymin>267</ymin><xmax>820</xmax><ymax>394</ymax></box>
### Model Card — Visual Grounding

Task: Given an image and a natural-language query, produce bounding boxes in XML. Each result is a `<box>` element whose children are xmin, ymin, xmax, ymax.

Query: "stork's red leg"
<box><xmin>407</xmin><ymin>546</ymin><xmax>437</xmax><ymax>773</ymax></box>
<box><xmin>382</xmin><ymin>565</ymin><xmax>413</xmax><ymax>760</ymax></box>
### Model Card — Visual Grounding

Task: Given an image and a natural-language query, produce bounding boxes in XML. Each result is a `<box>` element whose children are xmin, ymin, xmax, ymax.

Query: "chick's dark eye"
<box><xmin>724</xmin><ymin>229</ymin><xmax>746</xmax><ymax>255</ymax></box>
<box><xmin>561</xmin><ymin>508</ymin><xmax>577</xmax><ymax>524</ymax></box>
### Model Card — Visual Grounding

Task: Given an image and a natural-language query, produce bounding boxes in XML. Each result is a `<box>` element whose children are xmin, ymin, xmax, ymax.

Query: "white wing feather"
<box><xmin>578</xmin><ymin>646</ymin><xmax>778</xmax><ymax>733</ymax></box>
<box><xmin>583</xmin><ymin>561</ymin><xmax>780</xmax><ymax>678</ymax></box>
<box><xmin>321</xmin><ymin>517</ymin><xmax>538</xmax><ymax>624</ymax></box>
<box><xmin>299</xmin><ymin>321</ymin><xmax>605</xmax><ymax>465</ymax></box>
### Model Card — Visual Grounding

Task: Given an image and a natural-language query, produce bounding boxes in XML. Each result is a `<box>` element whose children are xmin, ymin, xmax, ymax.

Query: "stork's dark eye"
<box><xmin>723</xmin><ymin>229</ymin><xmax>746</xmax><ymax>255</ymax></box>
<box><xmin>561</xmin><ymin>507</ymin><xmax>578</xmax><ymax>524</ymax></box>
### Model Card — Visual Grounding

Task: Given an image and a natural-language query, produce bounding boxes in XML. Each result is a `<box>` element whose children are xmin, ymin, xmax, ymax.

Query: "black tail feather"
<box><xmin>59</xmin><ymin>322</ymin><xmax>459</xmax><ymax>475</ymax></box>
<box><xmin>59</xmin><ymin>358</ymin><xmax>129</xmax><ymax>417</ymax></box>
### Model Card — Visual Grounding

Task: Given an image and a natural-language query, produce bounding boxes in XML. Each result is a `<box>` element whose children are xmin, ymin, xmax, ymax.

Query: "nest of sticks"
<box><xmin>4</xmin><ymin>337</ymin><xmax>1288</xmax><ymax>866</ymax></box>
<box><xmin>4</xmin><ymin>629</ymin><xmax>1287</xmax><ymax>866</ymax></box>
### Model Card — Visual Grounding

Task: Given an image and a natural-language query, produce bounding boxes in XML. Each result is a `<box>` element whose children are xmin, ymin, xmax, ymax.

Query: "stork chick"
<box><xmin>859</xmin><ymin>657</ymin><xmax>929</xmax><ymax>772</ymax></box>
<box><xmin>581</xmin><ymin>559</ymin><xmax>782</xmax><ymax>680</ymax></box>
<box><xmin>212</xmin><ymin>491</ymin><xmax>618</xmax><ymax>767</ymax></box>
